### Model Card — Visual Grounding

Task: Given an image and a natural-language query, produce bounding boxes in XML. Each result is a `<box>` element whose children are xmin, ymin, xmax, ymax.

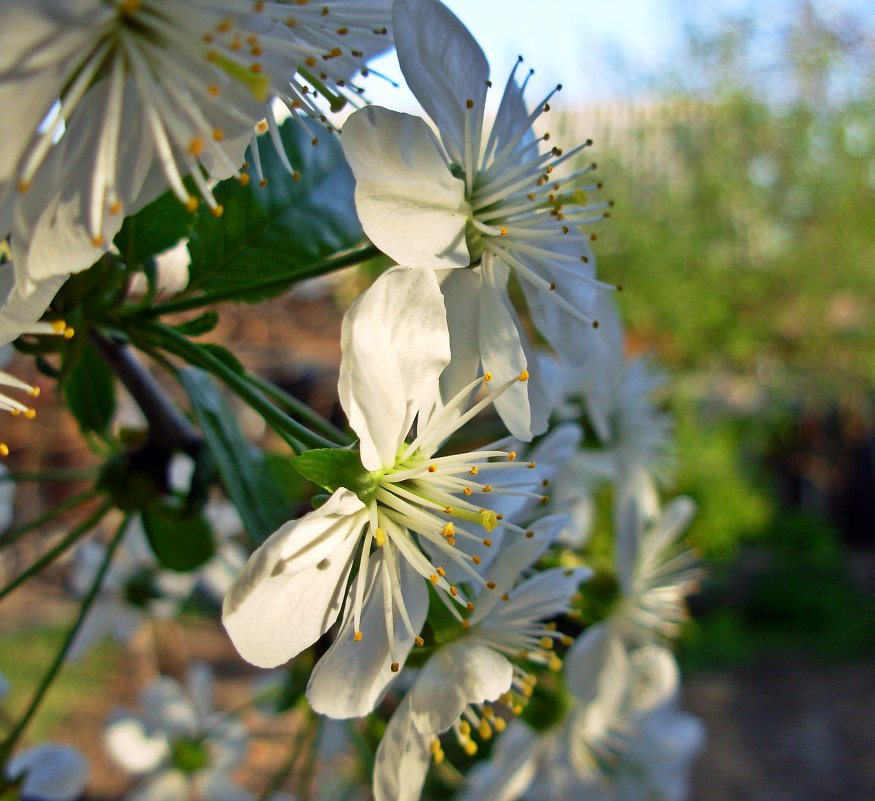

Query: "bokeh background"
<box><xmin>1</xmin><ymin>1</ymin><xmax>874</xmax><ymax>799</ymax></box>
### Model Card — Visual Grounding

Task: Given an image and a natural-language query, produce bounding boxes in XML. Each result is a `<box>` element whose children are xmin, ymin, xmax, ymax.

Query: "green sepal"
<box><xmin>292</xmin><ymin>447</ymin><xmax>375</xmax><ymax>498</ymax></box>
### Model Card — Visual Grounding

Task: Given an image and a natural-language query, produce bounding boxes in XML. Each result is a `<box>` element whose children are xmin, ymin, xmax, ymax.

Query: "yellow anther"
<box><xmin>540</xmin><ymin>636</ymin><xmax>554</xmax><ymax>650</ymax></box>
<box><xmin>213</xmin><ymin>128</ymin><xmax>225</xmax><ymax>141</ymax></box>
<box><xmin>463</xmin><ymin>740</ymin><xmax>478</xmax><ymax>756</ymax></box>
<box><xmin>527</xmin><ymin>193</ymin><xmax>536</xmax><ymax>200</ymax></box>
<box><xmin>466</xmin><ymin>601</ymin><xmax>475</xmax><ymax>612</ymax></box>
<box><xmin>436</xmin><ymin>566</ymin><xmax>446</xmax><ymax>577</ymax></box>
<box><xmin>208</xmin><ymin>84</ymin><xmax>220</xmax><ymax>97</ymax></box>
<box><xmin>540</xmin><ymin>495</ymin><xmax>549</xmax><ymax>505</ymax></box>
<box><xmin>10</xmin><ymin>410</ymin><xmax>19</xmax><ymax>417</ymax></box>
<box><xmin>472</xmin><ymin>555</ymin><xmax>481</xmax><ymax>565</ymax></box>
<box><xmin>442</xmin><ymin>522</ymin><xmax>455</xmax><ymax>538</ymax></box>
<box><xmin>259</xmin><ymin>179</ymin><xmax>268</xmax><ymax>188</ymax></box>
<box><xmin>433</xmin><ymin>747</ymin><xmax>445</xmax><ymax>764</ymax></box>
<box><xmin>249</xmin><ymin>63</ymin><xmax>262</xmax><ymax>75</ymax></box>
<box><xmin>482</xmin><ymin>539</ymin><xmax>492</xmax><ymax>547</ymax></box>
<box><xmin>502</xmin><ymin>593</ymin><xmax>510</xmax><ymax>601</ymax></box>
<box><xmin>513</xmin><ymin>704</ymin><xmax>524</xmax><ymax>715</ymax></box>
<box><xmin>293</xmin><ymin>171</ymin><xmax>301</xmax><ymax>182</ymax></box>
<box><xmin>469</xmin><ymin>466</ymin><xmax>479</xmax><ymax>475</ymax></box>
<box><xmin>354</xmin><ymin>630</ymin><xmax>362</xmax><ymax>642</ymax></box>
<box><xmin>63</xmin><ymin>327</ymin><xmax>75</xmax><ymax>339</ymax></box>
<box><xmin>391</xmin><ymin>662</ymin><xmax>400</xmax><ymax>672</ymax></box>
<box><xmin>446</xmin><ymin>537</ymin><xmax>455</xmax><ymax>547</ymax></box>
<box><xmin>524</xmin><ymin>530</ymin><xmax>534</xmax><ymax>538</ymax></box>
<box><xmin>507</xmin><ymin>451</ymin><xmax>516</xmax><ymax>461</ymax></box>
<box><xmin>430</xmin><ymin>574</ymin><xmax>439</xmax><ymax>585</ymax></box>
<box><xmin>480</xmin><ymin>510</ymin><xmax>497</xmax><ymax>531</ymax></box>
<box><xmin>479</xmin><ymin>719</ymin><xmax>493</xmax><ymax>739</ymax></box>
<box><xmin>548</xmin><ymin>282</ymin><xmax>556</xmax><ymax>291</ymax></box>
<box><xmin>519</xmin><ymin>370</ymin><xmax>529</xmax><ymax>381</ymax></box>
<box><xmin>374</xmin><ymin>527</ymin><xmax>386</xmax><ymax>547</ymax></box>
<box><xmin>211</xmin><ymin>205</ymin><xmax>224</xmax><ymax>218</ymax></box>
<box><xmin>494</xmin><ymin>717</ymin><xmax>506</xmax><ymax>732</ymax></box>
<box><xmin>560</xmin><ymin>634</ymin><xmax>574</xmax><ymax>646</ymax></box>
<box><xmin>459</xmin><ymin>721</ymin><xmax>471</xmax><ymax>736</ymax></box>
<box><xmin>91</xmin><ymin>235</ymin><xmax>104</xmax><ymax>247</ymax></box>
<box><xmin>415</xmin><ymin>636</ymin><xmax>424</xmax><ymax>647</ymax></box>
<box><xmin>483</xmin><ymin>372</ymin><xmax>493</xmax><ymax>382</ymax></box>
<box><xmin>24</xmin><ymin>409</ymin><xmax>36</xmax><ymax>419</ymax></box>
<box><xmin>499</xmin><ymin>692</ymin><xmax>513</xmax><ymax>706</ymax></box>
<box><xmin>306</xmin><ymin>56</ymin><xmax>317</xmax><ymax>67</ymax></box>
<box><xmin>238</xmin><ymin>173</ymin><xmax>251</xmax><ymax>186</ymax></box>
<box><xmin>17</xmin><ymin>180</ymin><xmax>31</xmax><ymax>193</ymax></box>
<box><xmin>28</xmin><ymin>386</ymin><xmax>40</xmax><ymax>398</ymax></box>
<box><xmin>428</xmin><ymin>463</ymin><xmax>437</xmax><ymax>472</ymax></box>
<box><xmin>246</xmin><ymin>34</ymin><xmax>258</xmax><ymax>45</ymax></box>
<box><xmin>486</xmin><ymin>581</ymin><xmax>496</xmax><ymax>590</ymax></box>
<box><xmin>466</xmin><ymin>99</ymin><xmax>474</xmax><ymax>109</ymax></box>
<box><xmin>482</xmin><ymin>705</ymin><xmax>494</xmax><ymax>719</ymax></box>
<box><xmin>217</xmin><ymin>16</ymin><xmax>234</xmax><ymax>32</ymax></box>
<box><xmin>430</xmin><ymin>739</ymin><xmax>442</xmax><ymax>754</ymax></box>
<box><xmin>590</xmin><ymin>233</ymin><xmax>598</xmax><ymax>241</ymax></box>
<box><xmin>449</xmin><ymin>586</ymin><xmax>458</xmax><ymax>597</ymax></box>
<box><xmin>520</xmin><ymin>684</ymin><xmax>533</xmax><ymax>698</ymax></box>
<box><xmin>186</xmin><ymin>196</ymin><xmax>199</xmax><ymax>212</ymax></box>
<box><xmin>549</xmin><ymin>656</ymin><xmax>563</xmax><ymax>672</ymax></box>
<box><xmin>499</xmin><ymin>226</ymin><xmax>508</xmax><ymax>236</ymax></box>
<box><xmin>444</xmin><ymin>506</ymin><xmax>453</xmax><ymax>514</ymax></box>
<box><xmin>52</xmin><ymin>320</ymin><xmax>67</xmax><ymax>334</ymax></box>
<box><xmin>483</xmin><ymin>485</ymin><xmax>492</xmax><ymax>493</ymax></box>
<box><xmin>463</xmin><ymin>487</ymin><xmax>472</xmax><ymax>496</ymax></box>
<box><xmin>0</xmin><ymin>443</ymin><xmax>8</xmax><ymax>456</ymax></box>
<box><xmin>188</xmin><ymin>137</ymin><xmax>205</xmax><ymax>156</ymax></box>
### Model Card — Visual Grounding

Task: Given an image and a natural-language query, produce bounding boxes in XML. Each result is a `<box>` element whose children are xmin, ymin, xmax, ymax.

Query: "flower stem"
<box><xmin>135</xmin><ymin>243</ymin><xmax>380</xmax><ymax>318</ymax></box>
<box><xmin>0</xmin><ymin>513</ymin><xmax>131</xmax><ymax>763</ymax></box>
<box><xmin>0</xmin><ymin>500</ymin><xmax>112</xmax><ymax>602</ymax></box>
<box><xmin>0</xmin><ymin>489</ymin><xmax>100</xmax><ymax>550</ymax></box>
<box><xmin>133</xmin><ymin>320</ymin><xmax>339</xmax><ymax>452</ymax></box>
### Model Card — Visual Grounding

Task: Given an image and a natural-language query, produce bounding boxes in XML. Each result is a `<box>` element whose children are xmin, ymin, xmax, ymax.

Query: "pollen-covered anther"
<box><xmin>212</xmin><ymin>128</ymin><xmax>225</xmax><ymax>142</ymax></box>
<box><xmin>436</xmin><ymin>567</ymin><xmax>446</xmax><ymax>577</ymax></box>
<box><xmin>549</xmin><ymin>656</ymin><xmax>563</xmax><ymax>671</ymax></box>
<box><xmin>428</xmin><ymin>464</ymin><xmax>437</xmax><ymax>473</ymax></box>
<box><xmin>238</xmin><ymin>173</ymin><xmax>250</xmax><ymax>186</ymax></box>
<box><xmin>469</xmin><ymin>466</ymin><xmax>479</xmax><ymax>475</ymax></box>
<box><xmin>109</xmin><ymin>200</ymin><xmax>123</xmax><ymax>215</ymax></box>
<box><xmin>507</xmin><ymin>451</ymin><xmax>516</xmax><ymax>461</ymax></box>
<box><xmin>24</xmin><ymin>409</ymin><xmax>36</xmax><ymax>419</ymax></box>
<box><xmin>499</xmin><ymin>226</ymin><xmax>508</xmax><ymax>236</ymax></box>
<box><xmin>466</xmin><ymin>601</ymin><xmax>475</xmax><ymax>612</ymax></box>
<box><xmin>462</xmin><ymin>619</ymin><xmax>470</xmax><ymax>629</ymax></box>
<box><xmin>463</xmin><ymin>487</ymin><xmax>472</xmax><ymax>496</ymax></box>
<box><xmin>354</xmin><ymin>630</ymin><xmax>362</xmax><ymax>642</ymax></box>
<box><xmin>0</xmin><ymin>444</ymin><xmax>9</xmax><ymax>457</ymax></box>
<box><xmin>486</xmin><ymin>581</ymin><xmax>496</xmax><ymax>590</ymax></box>
<box><xmin>27</xmin><ymin>386</ymin><xmax>40</xmax><ymax>399</ymax></box>
<box><xmin>483</xmin><ymin>372</ymin><xmax>493</xmax><ymax>382</ymax></box>
<box><xmin>518</xmin><ymin>370</ymin><xmax>529</xmax><ymax>382</ymax></box>
<box><xmin>415</xmin><ymin>636</ymin><xmax>425</xmax><ymax>647</ymax></box>
<box><xmin>472</xmin><ymin>555</ymin><xmax>481</xmax><ymax>565</ymax></box>
<box><xmin>478</xmin><ymin>719</ymin><xmax>493</xmax><ymax>739</ymax></box>
<box><xmin>374</xmin><ymin>527</ymin><xmax>386</xmax><ymax>547</ymax></box>
<box><xmin>442</xmin><ymin>522</ymin><xmax>455</xmax><ymax>538</ymax></box>
<box><xmin>482</xmin><ymin>539</ymin><xmax>492</xmax><ymax>547</ymax></box>
<box><xmin>449</xmin><ymin>586</ymin><xmax>459</xmax><ymax>597</ymax></box>
<box><xmin>526</xmin><ymin>461</ymin><xmax>536</xmax><ymax>469</ymax></box>
<box><xmin>540</xmin><ymin>495</ymin><xmax>549</xmax><ymax>505</ymax></box>
<box><xmin>524</xmin><ymin>530</ymin><xmax>534</xmax><ymax>539</ymax></box>
<box><xmin>211</xmin><ymin>205</ymin><xmax>224</xmax><ymax>218</ymax></box>
<box><xmin>466</xmin><ymin>98</ymin><xmax>474</xmax><ymax>109</ymax></box>
<box><xmin>539</xmin><ymin>636</ymin><xmax>554</xmax><ymax>650</ymax></box>
<box><xmin>502</xmin><ymin>592</ymin><xmax>510</xmax><ymax>601</ymax></box>
<box><xmin>429</xmin><ymin>574</ymin><xmax>439</xmax><ymax>585</ymax></box>
<box><xmin>391</xmin><ymin>662</ymin><xmax>400</xmax><ymax>673</ymax></box>
<box><xmin>259</xmin><ymin>179</ymin><xmax>268</xmax><ymax>188</ymax></box>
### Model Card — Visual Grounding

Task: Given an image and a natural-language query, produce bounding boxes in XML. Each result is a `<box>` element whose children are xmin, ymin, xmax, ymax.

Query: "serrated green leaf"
<box><xmin>173</xmin><ymin>311</ymin><xmax>219</xmax><ymax>337</ymax></box>
<box><xmin>179</xmin><ymin>368</ymin><xmax>293</xmax><ymax>546</ymax></box>
<box><xmin>64</xmin><ymin>342</ymin><xmax>116</xmax><ymax>435</ymax></box>
<box><xmin>184</xmin><ymin>118</ymin><xmax>363</xmax><ymax>302</ymax></box>
<box><xmin>292</xmin><ymin>447</ymin><xmax>372</xmax><ymax>497</ymax></box>
<box><xmin>141</xmin><ymin>500</ymin><xmax>214</xmax><ymax>572</ymax></box>
<box><xmin>114</xmin><ymin>189</ymin><xmax>197</xmax><ymax>266</ymax></box>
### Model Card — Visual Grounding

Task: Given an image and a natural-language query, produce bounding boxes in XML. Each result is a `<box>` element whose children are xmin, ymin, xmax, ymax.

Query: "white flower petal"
<box><xmin>392</xmin><ymin>0</ymin><xmax>489</xmax><ymax>164</ymax></box>
<box><xmin>341</xmin><ymin>108</ymin><xmax>468</xmax><ymax>270</ymax></box>
<box><xmin>339</xmin><ymin>267</ymin><xmax>450</xmax><ymax>470</ymax></box>
<box><xmin>104</xmin><ymin>715</ymin><xmax>170</xmax><ymax>775</ymax></box>
<box><xmin>628</xmin><ymin>646</ymin><xmax>680</xmax><ymax>716</ymax></box>
<box><xmin>7</xmin><ymin>743</ymin><xmax>89</xmax><ymax>801</ymax></box>
<box><xmin>373</xmin><ymin>695</ymin><xmax>432</xmax><ymax>801</ymax></box>
<box><xmin>128</xmin><ymin>770</ymin><xmax>189</xmax><ymax>801</ymax></box>
<box><xmin>222</xmin><ymin>489</ymin><xmax>366</xmax><ymax>668</ymax></box>
<box><xmin>307</xmin><ymin>550</ymin><xmax>428</xmax><ymax>719</ymax></box>
<box><xmin>438</xmin><ymin>268</ymin><xmax>483</xmax><ymax>403</ymax></box>
<box><xmin>460</xmin><ymin>721</ymin><xmax>538</xmax><ymax>801</ymax></box>
<box><xmin>0</xmin><ymin>264</ymin><xmax>66</xmax><ymax>346</ymax></box>
<box><xmin>140</xmin><ymin>677</ymin><xmax>199</xmax><ymax>737</ymax></box>
<box><xmin>408</xmin><ymin>640</ymin><xmax>513</xmax><ymax>735</ymax></box>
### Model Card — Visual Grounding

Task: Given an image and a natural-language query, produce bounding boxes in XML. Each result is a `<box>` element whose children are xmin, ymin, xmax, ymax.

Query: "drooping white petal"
<box><xmin>392</xmin><ymin>0</ymin><xmax>489</xmax><ymax>165</ymax></box>
<box><xmin>339</xmin><ymin>267</ymin><xmax>450</xmax><ymax>470</ymax></box>
<box><xmin>408</xmin><ymin>640</ymin><xmax>513</xmax><ymax>735</ymax></box>
<box><xmin>627</xmin><ymin>646</ymin><xmax>680</xmax><ymax>717</ymax></box>
<box><xmin>341</xmin><ymin>108</ymin><xmax>469</xmax><ymax>270</ymax></box>
<box><xmin>222</xmin><ymin>489</ymin><xmax>367</xmax><ymax>668</ymax></box>
<box><xmin>0</xmin><ymin>264</ymin><xmax>66</xmax><ymax>346</ymax></box>
<box><xmin>373</xmin><ymin>695</ymin><xmax>432</xmax><ymax>801</ymax></box>
<box><xmin>438</xmin><ymin>268</ymin><xmax>483</xmax><ymax>403</ymax></box>
<box><xmin>103</xmin><ymin>715</ymin><xmax>170</xmax><ymax>775</ymax></box>
<box><xmin>6</xmin><ymin>743</ymin><xmax>90</xmax><ymax>801</ymax></box>
<box><xmin>478</xmin><ymin>259</ymin><xmax>549</xmax><ymax>441</ymax></box>
<box><xmin>307</xmin><ymin>550</ymin><xmax>428</xmax><ymax>719</ymax></box>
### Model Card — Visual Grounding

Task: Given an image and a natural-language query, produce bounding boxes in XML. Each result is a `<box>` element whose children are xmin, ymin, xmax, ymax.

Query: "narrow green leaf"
<box><xmin>200</xmin><ymin>343</ymin><xmax>245</xmax><ymax>374</ymax></box>
<box><xmin>178</xmin><ymin>368</ymin><xmax>293</xmax><ymax>546</ymax></box>
<box><xmin>141</xmin><ymin>501</ymin><xmax>214</xmax><ymax>572</ymax></box>
<box><xmin>185</xmin><ymin>117</ymin><xmax>363</xmax><ymax>302</ymax></box>
<box><xmin>292</xmin><ymin>448</ymin><xmax>372</xmax><ymax>496</ymax></box>
<box><xmin>64</xmin><ymin>342</ymin><xmax>116</xmax><ymax>435</ymax></box>
<box><xmin>173</xmin><ymin>311</ymin><xmax>219</xmax><ymax>337</ymax></box>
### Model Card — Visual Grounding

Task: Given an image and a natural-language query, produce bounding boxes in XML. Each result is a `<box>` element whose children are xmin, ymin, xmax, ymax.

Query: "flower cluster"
<box><xmin>0</xmin><ymin>1</ymin><xmax>704</xmax><ymax>800</ymax></box>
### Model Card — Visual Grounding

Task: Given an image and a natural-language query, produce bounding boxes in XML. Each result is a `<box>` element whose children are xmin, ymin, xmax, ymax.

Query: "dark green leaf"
<box><xmin>173</xmin><ymin>311</ymin><xmax>219</xmax><ymax>337</ymax></box>
<box><xmin>64</xmin><ymin>342</ymin><xmax>116</xmax><ymax>435</ymax></box>
<box><xmin>292</xmin><ymin>448</ymin><xmax>371</xmax><ymax>496</ymax></box>
<box><xmin>141</xmin><ymin>500</ymin><xmax>214</xmax><ymax>572</ymax></box>
<box><xmin>114</xmin><ymin>189</ymin><xmax>197</xmax><ymax>266</ymax></box>
<box><xmin>185</xmin><ymin>118</ymin><xmax>363</xmax><ymax>301</ymax></box>
<box><xmin>179</xmin><ymin>368</ymin><xmax>293</xmax><ymax>546</ymax></box>
<box><xmin>200</xmin><ymin>343</ymin><xmax>244</xmax><ymax>374</ymax></box>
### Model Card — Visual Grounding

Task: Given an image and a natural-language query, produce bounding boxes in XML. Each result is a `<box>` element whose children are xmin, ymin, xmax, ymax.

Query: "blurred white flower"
<box><xmin>105</xmin><ymin>661</ymin><xmax>255</xmax><ymax>801</ymax></box>
<box><xmin>373</xmin><ymin>521</ymin><xmax>589</xmax><ymax>801</ymax></box>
